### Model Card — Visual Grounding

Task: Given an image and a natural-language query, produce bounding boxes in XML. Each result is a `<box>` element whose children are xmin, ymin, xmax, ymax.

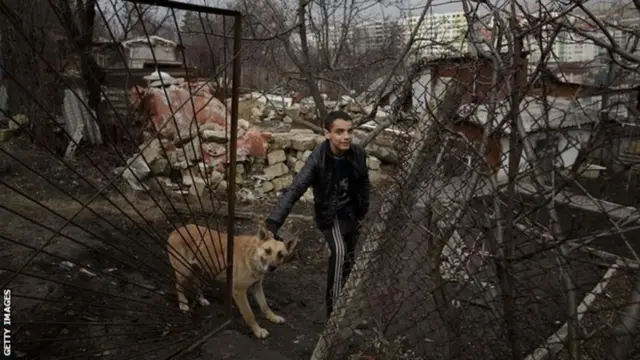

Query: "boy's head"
<box><xmin>324</xmin><ymin>110</ymin><xmax>353</xmax><ymax>153</ymax></box>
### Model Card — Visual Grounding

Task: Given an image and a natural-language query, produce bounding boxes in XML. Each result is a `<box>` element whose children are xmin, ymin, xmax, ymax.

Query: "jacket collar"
<box><xmin>321</xmin><ymin>140</ymin><xmax>354</xmax><ymax>158</ymax></box>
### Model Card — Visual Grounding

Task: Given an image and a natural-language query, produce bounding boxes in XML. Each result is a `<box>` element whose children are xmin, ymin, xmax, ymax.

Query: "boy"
<box><xmin>265</xmin><ymin>110</ymin><xmax>371</xmax><ymax>319</ymax></box>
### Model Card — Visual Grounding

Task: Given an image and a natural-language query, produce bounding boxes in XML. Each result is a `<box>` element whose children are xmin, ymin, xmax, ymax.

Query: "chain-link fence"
<box><xmin>310</xmin><ymin>23</ymin><xmax>640</xmax><ymax>360</ymax></box>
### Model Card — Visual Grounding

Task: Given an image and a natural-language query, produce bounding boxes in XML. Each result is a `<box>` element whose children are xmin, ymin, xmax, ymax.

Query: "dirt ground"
<box><xmin>2</xmin><ymin>136</ymin><xmax>640</xmax><ymax>360</ymax></box>
<box><xmin>0</xmin><ymin>137</ymin><xmax>328</xmax><ymax>359</ymax></box>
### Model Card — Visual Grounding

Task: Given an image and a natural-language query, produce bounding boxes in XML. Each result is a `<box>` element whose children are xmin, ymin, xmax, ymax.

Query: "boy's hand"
<box><xmin>264</xmin><ymin>220</ymin><xmax>282</xmax><ymax>240</ymax></box>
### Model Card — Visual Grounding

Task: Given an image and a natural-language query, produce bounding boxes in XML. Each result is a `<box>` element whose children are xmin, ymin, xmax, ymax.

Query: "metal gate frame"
<box><xmin>123</xmin><ymin>0</ymin><xmax>242</xmax><ymax>358</ymax></box>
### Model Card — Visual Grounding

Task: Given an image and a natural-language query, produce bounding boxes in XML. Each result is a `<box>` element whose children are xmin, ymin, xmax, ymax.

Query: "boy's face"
<box><xmin>324</xmin><ymin>119</ymin><xmax>353</xmax><ymax>152</ymax></box>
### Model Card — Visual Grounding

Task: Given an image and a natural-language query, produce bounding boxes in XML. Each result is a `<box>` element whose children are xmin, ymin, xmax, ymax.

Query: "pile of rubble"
<box><xmin>254</xmin><ymin>129</ymin><xmax>383</xmax><ymax>200</ymax></box>
<box><xmin>119</xmin><ymin>73</ymin><xmax>387</xmax><ymax>200</ymax></box>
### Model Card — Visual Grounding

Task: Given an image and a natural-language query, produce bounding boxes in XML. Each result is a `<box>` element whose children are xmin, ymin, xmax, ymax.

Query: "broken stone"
<box><xmin>239</xmin><ymin>118</ymin><xmax>250</xmax><ymax>130</ymax></box>
<box><xmin>362</xmin><ymin>141</ymin><xmax>397</xmax><ymax>164</ymax></box>
<box><xmin>150</xmin><ymin>158</ymin><xmax>170</xmax><ymax>175</ymax></box>
<box><xmin>167</xmin><ymin>149</ymin><xmax>189</xmax><ymax>169</ymax></box>
<box><xmin>367</xmin><ymin>156</ymin><xmax>381</xmax><ymax>170</ymax></box>
<box><xmin>237</xmin><ymin>148</ymin><xmax>251</xmax><ymax>162</ymax></box>
<box><xmin>314</xmin><ymin>136</ymin><xmax>326</xmax><ymax>146</ymax></box>
<box><xmin>286</xmin><ymin>156</ymin><xmax>297</xmax><ymax>169</ymax></box>
<box><xmin>267</xmin><ymin>149</ymin><xmax>287</xmax><ymax>165</ymax></box>
<box><xmin>138</xmin><ymin>138</ymin><xmax>165</xmax><ymax>164</ymax></box>
<box><xmin>264</xmin><ymin>109</ymin><xmax>277</xmax><ymax>122</ymax></box>
<box><xmin>345</xmin><ymin>102</ymin><xmax>363</xmax><ymax>113</ymax></box>
<box><xmin>301</xmin><ymin>188</ymin><xmax>314</xmax><ymax>202</ymax></box>
<box><xmin>251</xmin><ymin>106</ymin><xmax>262</xmax><ymax>121</ymax></box>
<box><xmin>131</xmin><ymin>85</ymin><xmax>229</xmax><ymax>140</ymax></box>
<box><xmin>181</xmin><ymin>138</ymin><xmax>203</xmax><ymax>163</ymax></box>
<box><xmin>270</xmin><ymin>133</ymin><xmax>292</xmax><ymax>150</ymax></box>
<box><xmin>181</xmin><ymin>168</ymin><xmax>207</xmax><ymax>187</ymax></box>
<box><xmin>283</xmin><ymin>115</ymin><xmax>293</xmax><ymax>124</ymax></box>
<box><xmin>148</xmin><ymin>176</ymin><xmax>182</xmax><ymax>193</ymax></box>
<box><xmin>200</xmin><ymin>129</ymin><xmax>227</xmax><ymax>143</ymax></box>
<box><xmin>9</xmin><ymin>114</ymin><xmax>28</xmax><ymax>131</ymax></box>
<box><xmin>289</xmin><ymin>128</ymin><xmax>315</xmax><ymax>135</ymax></box>
<box><xmin>235</xmin><ymin>174</ymin><xmax>245</xmax><ymax>185</ymax></box>
<box><xmin>369</xmin><ymin>170</ymin><xmax>382</xmax><ymax>184</ymax></box>
<box><xmin>251</xmin><ymin>159</ymin><xmax>265</xmax><ymax>174</ymax></box>
<box><xmin>189</xmin><ymin>177</ymin><xmax>208</xmax><ymax>197</ymax></box>
<box><xmin>209</xmin><ymin>170</ymin><xmax>224</xmax><ymax>188</ymax></box>
<box><xmin>272</xmin><ymin>174</ymin><xmax>293</xmax><ymax>191</ymax></box>
<box><xmin>262</xmin><ymin>181</ymin><xmax>275</xmax><ymax>192</ymax></box>
<box><xmin>293</xmin><ymin>160</ymin><xmax>305</xmax><ymax>173</ymax></box>
<box><xmin>176</xmin><ymin>123</ymin><xmax>199</xmax><ymax>144</ymax></box>
<box><xmin>301</xmin><ymin>150</ymin><xmax>312</xmax><ymax>162</ymax></box>
<box><xmin>263</xmin><ymin>162</ymin><xmax>289</xmax><ymax>180</ymax></box>
<box><xmin>290</xmin><ymin>134</ymin><xmax>317</xmax><ymax>151</ymax></box>
<box><xmin>122</xmin><ymin>153</ymin><xmax>152</xmax><ymax>191</ymax></box>
<box><xmin>215</xmin><ymin>180</ymin><xmax>228</xmax><ymax>195</ymax></box>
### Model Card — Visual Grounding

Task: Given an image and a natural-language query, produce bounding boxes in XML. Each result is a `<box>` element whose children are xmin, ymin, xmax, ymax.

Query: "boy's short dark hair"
<box><xmin>324</xmin><ymin>110</ymin><xmax>353</xmax><ymax>130</ymax></box>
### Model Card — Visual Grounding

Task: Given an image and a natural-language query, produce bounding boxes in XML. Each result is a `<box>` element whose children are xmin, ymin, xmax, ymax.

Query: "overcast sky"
<box><xmin>372</xmin><ymin>0</ymin><xmax>463</xmax><ymax>18</ymax></box>
<box><xmin>182</xmin><ymin>0</ymin><xmax>466</xmax><ymax>19</ymax></box>
<box><xmin>156</xmin><ymin>0</ymin><xmax>629</xmax><ymax>27</ymax></box>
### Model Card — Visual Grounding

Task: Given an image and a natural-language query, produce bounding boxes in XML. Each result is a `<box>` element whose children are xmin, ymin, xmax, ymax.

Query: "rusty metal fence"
<box><xmin>0</xmin><ymin>0</ymin><xmax>244</xmax><ymax>358</ymax></box>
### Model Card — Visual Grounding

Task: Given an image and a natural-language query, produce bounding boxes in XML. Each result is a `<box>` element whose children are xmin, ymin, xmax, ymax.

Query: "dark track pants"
<box><xmin>322</xmin><ymin>217</ymin><xmax>358</xmax><ymax>320</ymax></box>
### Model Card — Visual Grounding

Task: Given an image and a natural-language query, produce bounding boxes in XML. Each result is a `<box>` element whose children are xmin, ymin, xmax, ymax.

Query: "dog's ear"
<box><xmin>284</xmin><ymin>236</ymin><xmax>299</xmax><ymax>254</ymax></box>
<box><xmin>282</xmin><ymin>230</ymin><xmax>300</xmax><ymax>261</ymax></box>
<box><xmin>257</xmin><ymin>225</ymin><xmax>271</xmax><ymax>242</ymax></box>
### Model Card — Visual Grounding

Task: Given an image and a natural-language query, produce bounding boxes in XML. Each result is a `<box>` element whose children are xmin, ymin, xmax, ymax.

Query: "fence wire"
<box><xmin>312</xmin><ymin>50</ymin><xmax>640</xmax><ymax>360</ymax></box>
<box><xmin>0</xmin><ymin>0</ymin><xmax>245</xmax><ymax>358</ymax></box>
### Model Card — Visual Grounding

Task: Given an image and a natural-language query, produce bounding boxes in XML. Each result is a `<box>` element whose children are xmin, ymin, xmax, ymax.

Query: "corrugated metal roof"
<box><xmin>459</xmin><ymin>96</ymin><xmax>599</xmax><ymax>133</ymax></box>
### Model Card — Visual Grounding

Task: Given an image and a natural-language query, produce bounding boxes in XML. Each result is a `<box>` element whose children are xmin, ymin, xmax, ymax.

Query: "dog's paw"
<box><xmin>198</xmin><ymin>297</ymin><xmax>211</xmax><ymax>307</ymax></box>
<box><xmin>179</xmin><ymin>303</ymin><xmax>190</xmax><ymax>312</ymax></box>
<box><xmin>252</xmin><ymin>326</ymin><xmax>269</xmax><ymax>339</ymax></box>
<box><xmin>267</xmin><ymin>313</ymin><xmax>286</xmax><ymax>324</ymax></box>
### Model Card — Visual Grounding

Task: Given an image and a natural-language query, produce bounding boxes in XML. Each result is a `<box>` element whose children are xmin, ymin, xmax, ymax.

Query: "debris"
<box><xmin>60</xmin><ymin>261</ymin><xmax>75</xmax><ymax>269</ymax></box>
<box><xmin>79</xmin><ymin>268</ymin><xmax>96</xmax><ymax>277</ymax></box>
<box><xmin>120</xmin><ymin>82</ymin><xmax>390</xmax><ymax>200</ymax></box>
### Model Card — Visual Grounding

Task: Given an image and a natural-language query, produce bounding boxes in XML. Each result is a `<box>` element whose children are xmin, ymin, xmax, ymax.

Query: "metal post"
<box><xmin>224</xmin><ymin>14</ymin><xmax>242</xmax><ymax>316</ymax></box>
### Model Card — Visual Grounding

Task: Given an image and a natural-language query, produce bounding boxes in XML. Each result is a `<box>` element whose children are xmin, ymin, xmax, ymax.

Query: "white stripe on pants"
<box><xmin>331</xmin><ymin>217</ymin><xmax>345</xmax><ymax>308</ymax></box>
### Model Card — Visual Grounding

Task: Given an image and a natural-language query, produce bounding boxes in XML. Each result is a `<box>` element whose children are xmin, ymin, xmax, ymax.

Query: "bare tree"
<box><xmin>236</xmin><ymin>0</ymin><xmax>411</xmax><ymax>123</ymax></box>
<box><xmin>96</xmin><ymin>0</ymin><xmax>174</xmax><ymax>41</ymax></box>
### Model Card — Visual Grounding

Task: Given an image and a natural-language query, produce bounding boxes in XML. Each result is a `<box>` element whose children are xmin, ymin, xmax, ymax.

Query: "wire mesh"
<box><xmin>0</xmin><ymin>0</ymin><xmax>245</xmax><ymax>358</ymax></box>
<box><xmin>310</xmin><ymin>38</ymin><xmax>640</xmax><ymax>360</ymax></box>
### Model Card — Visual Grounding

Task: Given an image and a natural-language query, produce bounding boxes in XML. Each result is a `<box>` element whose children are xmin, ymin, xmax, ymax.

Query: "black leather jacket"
<box><xmin>266</xmin><ymin>140</ymin><xmax>370</xmax><ymax>232</ymax></box>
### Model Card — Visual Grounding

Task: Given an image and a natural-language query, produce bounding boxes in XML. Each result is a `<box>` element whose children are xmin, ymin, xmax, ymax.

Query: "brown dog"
<box><xmin>167</xmin><ymin>224</ymin><xmax>297</xmax><ymax>338</ymax></box>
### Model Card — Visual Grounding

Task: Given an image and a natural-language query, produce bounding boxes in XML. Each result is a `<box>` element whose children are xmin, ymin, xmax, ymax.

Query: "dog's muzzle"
<box><xmin>267</xmin><ymin>265</ymin><xmax>277</xmax><ymax>273</ymax></box>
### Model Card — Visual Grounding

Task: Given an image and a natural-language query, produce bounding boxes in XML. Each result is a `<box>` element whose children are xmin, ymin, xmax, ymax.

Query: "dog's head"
<box><xmin>254</xmin><ymin>225</ymin><xmax>294</xmax><ymax>273</ymax></box>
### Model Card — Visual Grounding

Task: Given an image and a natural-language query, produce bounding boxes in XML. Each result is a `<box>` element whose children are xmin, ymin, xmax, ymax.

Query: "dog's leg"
<box><xmin>174</xmin><ymin>271</ymin><xmax>191</xmax><ymax>312</ymax></box>
<box><xmin>252</xmin><ymin>280</ymin><xmax>285</xmax><ymax>324</ymax></box>
<box><xmin>191</xmin><ymin>271</ymin><xmax>211</xmax><ymax>308</ymax></box>
<box><xmin>233</xmin><ymin>288</ymin><xmax>269</xmax><ymax>339</ymax></box>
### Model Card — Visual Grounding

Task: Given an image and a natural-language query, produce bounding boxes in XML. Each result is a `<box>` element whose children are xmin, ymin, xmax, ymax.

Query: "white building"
<box><xmin>319</xmin><ymin>19</ymin><xmax>402</xmax><ymax>54</ymax></box>
<box><xmin>475</xmin><ymin>8</ymin><xmax>640</xmax><ymax>64</ymax></box>
<box><xmin>400</xmin><ymin>11</ymin><xmax>469</xmax><ymax>57</ymax></box>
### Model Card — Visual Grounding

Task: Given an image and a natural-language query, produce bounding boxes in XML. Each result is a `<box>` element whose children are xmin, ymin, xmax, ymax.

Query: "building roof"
<box><xmin>459</xmin><ymin>95</ymin><xmax>599</xmax><ymax>134</ymax></box>
<box><xmin>547</xmin><ymin>61</ymin><xmax>640</xmax><ymax>89</ymax></box>
<box><xmin>121</xmin><ymin>35</ymin><xmax>178</xmax><ymax>48</ymax></box>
